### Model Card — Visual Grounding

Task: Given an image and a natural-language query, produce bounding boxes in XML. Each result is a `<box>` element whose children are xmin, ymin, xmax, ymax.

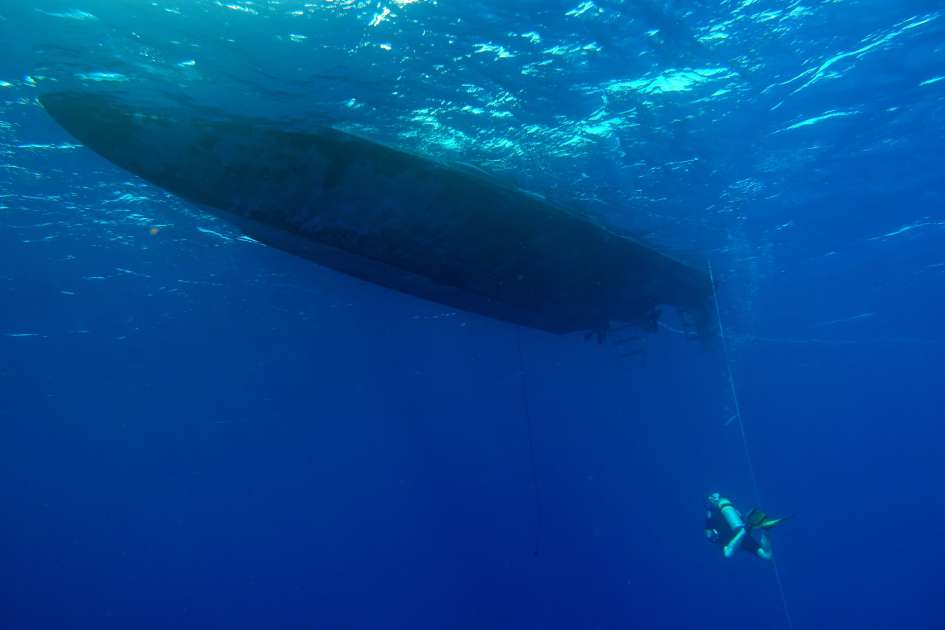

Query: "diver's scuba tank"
<box><xmin>718</xmin><ymin>498</ymin><xmax>745</xmax><ymax>531</ymax></box>
<box><xmin>708</xmin><ymin>493</ymin><xmax>745</xmax><ymax>532</ymax></box>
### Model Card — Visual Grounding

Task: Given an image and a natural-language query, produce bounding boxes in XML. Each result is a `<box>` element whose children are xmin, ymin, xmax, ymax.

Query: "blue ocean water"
<box><xmin>2</xmin><ymin>1</ymin><xmax>944</xmax><ymax>628</ymax></box>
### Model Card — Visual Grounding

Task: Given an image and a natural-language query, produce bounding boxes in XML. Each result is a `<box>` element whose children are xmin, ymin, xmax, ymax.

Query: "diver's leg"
<box><xmin>756</xmin><ymin>532</ymin><xmax>773</xmax><ymax>560</ymax></box>
<box><xmin>723</xmin><ymin>528</ymin><xmax>746</xmax><ymax>558</ymax></box>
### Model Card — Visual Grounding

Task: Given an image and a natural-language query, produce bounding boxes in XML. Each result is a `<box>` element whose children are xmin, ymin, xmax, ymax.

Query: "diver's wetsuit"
<box><xmin>705</xmin><ymin>507</ymin><xmax>767</xmax><ymax>557</ymax></box>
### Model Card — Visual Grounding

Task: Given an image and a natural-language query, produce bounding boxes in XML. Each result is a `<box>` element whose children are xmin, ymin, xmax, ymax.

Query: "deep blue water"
<box><xmin>2</xmin><ymin>1</ymin><xmax>944</xmax><ymax>628</ymax></box>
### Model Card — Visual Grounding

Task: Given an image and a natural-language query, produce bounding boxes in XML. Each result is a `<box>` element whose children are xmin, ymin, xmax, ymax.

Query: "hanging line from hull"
<box><xmin>708</xmin><ymin>259</ymin><xmax>795</xmax><ymax>630</ymax></box>
<box><xmin>515</xmin><ymin>329</ymin><xmax>543</xmax><ymax>558</ymax></box>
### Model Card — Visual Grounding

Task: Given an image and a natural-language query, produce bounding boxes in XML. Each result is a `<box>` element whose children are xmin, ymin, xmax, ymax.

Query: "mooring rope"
<box><xmin>708</xmin><ymin>259</ymin><xmax>795</xmax><ymax>630</ymax></box>
<box><xmin>515</xmin><ymin>330</ymin><xmax>543</xmax><ymax>558</ymax></box>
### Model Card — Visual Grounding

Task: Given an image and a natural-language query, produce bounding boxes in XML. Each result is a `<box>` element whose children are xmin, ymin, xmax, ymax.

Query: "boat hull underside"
<box><xmin>40</xmin><ymin>91</ymin><xmax>712</xmax><ymax>335</ymax></box>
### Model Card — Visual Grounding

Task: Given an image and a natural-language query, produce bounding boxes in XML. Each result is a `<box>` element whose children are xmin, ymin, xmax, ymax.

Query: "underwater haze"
<box><xmin>2</xmin><ymin>1</ymin><xmax>944</xmax><ymax>629</ymax></box>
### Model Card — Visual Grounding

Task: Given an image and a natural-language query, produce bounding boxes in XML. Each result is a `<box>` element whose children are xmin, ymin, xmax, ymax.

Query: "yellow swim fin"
<box><xmin>746</xmin><ymin>509</ymin><xmax>788</xmax><ymax>530</ymax></box>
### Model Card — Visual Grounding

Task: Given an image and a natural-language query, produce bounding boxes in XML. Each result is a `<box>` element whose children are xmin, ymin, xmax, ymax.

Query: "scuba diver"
<box><xmin>704</xmin><ymin>492</ymin><xmax>786</xmax><ymax>560</ymax></box>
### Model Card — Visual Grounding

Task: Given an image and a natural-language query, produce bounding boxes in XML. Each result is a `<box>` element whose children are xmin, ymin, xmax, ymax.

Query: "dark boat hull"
<box><xmin>40</xmin><ymin>91</ymin><xmax>711</xmax><ymax>335</ymax></box>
